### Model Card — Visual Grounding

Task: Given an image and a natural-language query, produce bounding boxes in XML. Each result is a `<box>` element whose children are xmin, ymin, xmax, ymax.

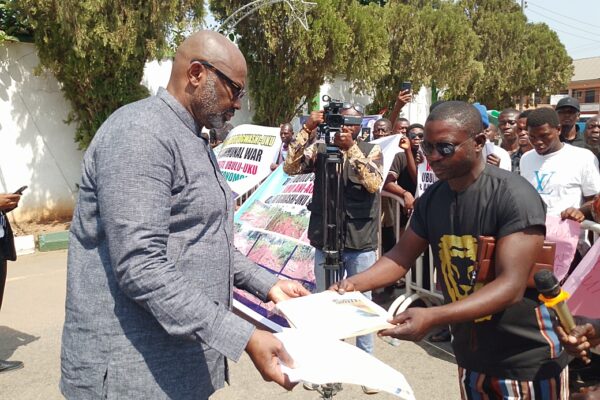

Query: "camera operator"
<box><xmin>283</xmin><ymin>104</ymin><xmax>383</xmax><ymax>371</ymax></box>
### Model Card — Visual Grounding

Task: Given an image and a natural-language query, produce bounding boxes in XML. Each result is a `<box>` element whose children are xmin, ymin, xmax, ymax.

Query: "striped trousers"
<box><xmin>458</xmin><ymin>367</ymin><xmax>569</xmax><ymax>400</ymax></box>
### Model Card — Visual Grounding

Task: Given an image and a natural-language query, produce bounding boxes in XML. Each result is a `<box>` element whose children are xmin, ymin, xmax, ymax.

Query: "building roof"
<box><xmin>572</xmin><ymin>57</ymin><xmax>600</xmax><ymax>82</ymax></box>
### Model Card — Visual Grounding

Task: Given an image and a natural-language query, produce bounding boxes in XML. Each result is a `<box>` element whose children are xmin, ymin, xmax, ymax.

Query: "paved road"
<box><xmin>0</xmin><ymin>251</ymin><xmax>460</xmax><ymax>399</ymax></box>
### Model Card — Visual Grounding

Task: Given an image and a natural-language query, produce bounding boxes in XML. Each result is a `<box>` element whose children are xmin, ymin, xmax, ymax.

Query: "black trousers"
<box><xmin>0</xmin><ymin>259</ymin><xmax>6</xmax><ymax>311</ymax></box>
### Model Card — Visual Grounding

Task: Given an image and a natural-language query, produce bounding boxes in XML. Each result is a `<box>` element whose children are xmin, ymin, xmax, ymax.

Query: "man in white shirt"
<box><xmin>520</xmin><ymin>107</ymin><xmax>600</xmax><ymax>222</ymax></box>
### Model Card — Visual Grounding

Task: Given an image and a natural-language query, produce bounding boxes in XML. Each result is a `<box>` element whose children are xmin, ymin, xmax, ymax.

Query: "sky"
<box><xmin>522</xmin><ymin>0</ymin><xmax>600</xmax><ymax>60</ymax></box>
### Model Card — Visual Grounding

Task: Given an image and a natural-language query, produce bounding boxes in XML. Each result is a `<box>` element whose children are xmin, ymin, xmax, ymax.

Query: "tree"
<box><xmin>210</xmin><ymin>0</ymin><xmax>389</xmax><ymax>126</ymax></box>
<box><xmin>369</xmin><ymin>0</ymin><xmax>482</xmax><ymax>114</ymax></box>
<box><xmin>0</xmin><ymin>0</ymin><xmax>33</xmax><ymax>43</ymax></box>
<box><xmin>16</xmin><ymin>0</ymin><xmax>205</xmax><ymax>149</ymax></box>
<box><xmin>516</xmin><ymin>22</ymin><xmax>573</xmax><ymax>106</ymax></box>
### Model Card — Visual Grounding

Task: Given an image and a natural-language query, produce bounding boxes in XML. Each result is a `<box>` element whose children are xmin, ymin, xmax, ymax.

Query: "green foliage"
<box><xmin>0</xmin><ymin>0</ymin><xmax>33</xmax><ymax>43</ymax></box>
<box><xmin>369</xmin><ymin>0</ymin><xmax>482</xmax><ymax>113</ymax></box>
<box><xmin>210</xmin><ymin>0</ymin><xmax>389</xmax><ymax>126</ymax></box>
<box><xmin>452</xmin><ymin>0</ymin><xmax>571</xmax><ymax>109</ymax></box>
<box><xmin>16</xmin><ymin>0</ymin><xmax>205</xmax><ymax>149</ymax></box>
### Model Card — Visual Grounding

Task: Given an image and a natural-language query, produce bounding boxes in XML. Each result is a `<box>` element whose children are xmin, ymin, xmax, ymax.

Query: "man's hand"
<box><xmin>395</xmin><ymin>89</ymin><xmax>411</xmax><ymax>109</ymax></box>
<box><xmin>328</xmin><ymin>279</ymin><xmax>356</xmax><ymax>294</ymax></box>
<box><xmin>245</xmin><ymin>329</ymin><xmax>296</xmax><ymax>390</ymax></box>
<box><xmin>415</xmin><ymin>151</ymin><xmax>424</xmax><ymax>164</ymax></box>
<box><xmin>555</xmin><ymin>316</ymin><xmax>600</xmax><ymax>364</ymax></box>
<box><xmin>402</xmin><ymin>192</ymin><xmax>415</xmax><ymax>215</ymax></box>
<box><xmin>267</xmin><ymin>280</ymin><xmax>310</xmax><ymax>304</ymax></box>
<box><xmin>378</xmin><ymin>307</ymin><xmax>435</xmax><ymax>342</ymax></box>
<box><xmin>305</xmin><ymin>111</ymin><xmax>325</xmax><ymax>131</ymax></box>
<box><xmin>0</xmin><ymin>194</ymin><xmax>21</xmax><ymax>212</ymax></box>
<box><xmin>561</xmin><ymin>207</ymin><xmax>586</xmax><ymax>222</ymax></box>
<box><xmin>486</xmin><ymin>154</ymin><xmax>501</xmax><ymax>167</ymax></box>
<box><xmin>399</xmin><ymin>135</ymin><xmax>410</xmax><ymax>150</ymax></box>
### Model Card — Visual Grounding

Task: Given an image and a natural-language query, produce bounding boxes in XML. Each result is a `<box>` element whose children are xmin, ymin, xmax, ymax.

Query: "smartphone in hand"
<box><xmin>13</xmin><ymin>186</ymin><xmax>28</xmax><ymax>195</ymax></box>
<box><xmin>400</xmin><ymin>81</ymin><xmax>412</xmax><ymax>92</ymax></box>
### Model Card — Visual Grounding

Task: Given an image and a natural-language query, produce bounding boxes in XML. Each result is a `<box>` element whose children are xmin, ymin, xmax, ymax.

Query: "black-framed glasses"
<box><xmin>408</xmin><ymin>132</ymin><xmax>424</xmax><ymax>139</ymax></box>
<box><xmin>342</xmin><ymin>102</ymin><xmax>364</xmax><ymax>114</ymax></box>
<box><xmin>421</xmin><ymin>137</ymin><xmax>474</xmax><ymax>158</ymax></box>
<box><xmin>191</xmin><ymin>59</ymin><xmax>246</xmax><ymax>100</ymax></box>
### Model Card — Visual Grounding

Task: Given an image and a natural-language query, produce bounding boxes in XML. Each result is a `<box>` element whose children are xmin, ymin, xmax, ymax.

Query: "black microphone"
<box><xmin>534</xmin><ymin>270</ymin><xmax>576</xmax><ymax>332</ymax></box>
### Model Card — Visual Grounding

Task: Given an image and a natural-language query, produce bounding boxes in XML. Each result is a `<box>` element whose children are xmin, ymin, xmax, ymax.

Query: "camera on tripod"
<box><xmin>318</xmin><ymin>95</ymin><xmax>362</xmax><ymax>146</ymax></box>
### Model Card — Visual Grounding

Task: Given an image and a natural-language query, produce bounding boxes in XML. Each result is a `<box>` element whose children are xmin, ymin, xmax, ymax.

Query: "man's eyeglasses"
<box><xmin>408</xmin><ymin>132</ymin><xmax>424</xmax><ymax>139</ymax></box>
<box><xmin>191</xmin><ymin>59</ymin><xmax>246</xmax><ymax>100</ymax></box>
<box><xmin>342</xmin><ymin>102</ymin><xmax>364</xmax><ymax>114</ymax></box>
<box><xmin>421</xmin><ymin>137</ymin><xmax>474</xmax><ymax>158</ymax></box>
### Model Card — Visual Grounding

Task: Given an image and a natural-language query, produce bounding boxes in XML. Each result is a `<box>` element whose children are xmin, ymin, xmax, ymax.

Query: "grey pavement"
<box><xmin>0</xmin><ymin>250</ymin><xmax>460</xmax><ymax>399</ymax></box>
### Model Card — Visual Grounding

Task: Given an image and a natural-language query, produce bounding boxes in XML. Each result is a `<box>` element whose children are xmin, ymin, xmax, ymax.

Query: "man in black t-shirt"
<box><xmin>333</xmin><ymin>101</ymin><xmax>569</xmax><ymax>399</ymax></box>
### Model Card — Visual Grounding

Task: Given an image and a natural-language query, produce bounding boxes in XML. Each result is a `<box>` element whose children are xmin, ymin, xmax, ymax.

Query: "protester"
<box><xmin>556</xmin><ymin>97</ymin><xmax>586</xmax><ymax>148</ymax></box>
<box><xmin>372</xmin><ymin>118</ymin><xmax>392</xmax><ymax>140</ymax></box>
<box><xmin>332</xmin><ymin>101</ymin><xmax>569</xmax><ymax>399</ymax></box>
<box><xmin>520</xmin><ymin>107</ymin><xmax>600</xmax><ymax>223</ymax></box>
<box><xmin>271</xmin><ymin>123</ymin><xmax>294</xmax><ymax>170</ymax></box>
<box><xmin>584</xmin><ymin>116</ymin><xmax>600</xmax><ymax>164</ymax></box>
<box><xmin>498</xmin><ymin>108</ymin><xmax>520</xmax><ymax>157</ymax></box>
<box><xmin>474</xmin><ymin>103</ymin><xmax>511</xmax><ymax>171</ymax></box>
<box><xmin>484</xmin><ymin>122</ymin><xmax>499</xmax><ymax>145</ymax></box>
<box><xmin>60</xmin><ymin>31</ymin><xmax>310</xmax><ymax>399</ymax></box>
<box><xmin>0</xmin><ymin>192</ymin><xmax>23</xmax><ymax>374</ymax></box>
<box><xmin>511</xmin><ymin>110</ymin><xmax>534</xmax><ymax>174</ymax></box>
<box><xmin>284</xmin><ymin>104</ymin><xmax>383</xmax><ymax>394</ymax></box>
<box><xmin>393</xmin><ymin>117</ymin><xmax>410</xmax><ymax>136</ymax></box>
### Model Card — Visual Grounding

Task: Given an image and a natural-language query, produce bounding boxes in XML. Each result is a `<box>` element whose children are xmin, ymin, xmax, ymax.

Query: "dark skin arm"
<box><xmin>332</xmin><ymin>227</ymin><xmax>544</xmax><ymax>342</ymax></box>
<box><xmin>399</xmin><ymin>136</ymin><xmax>418</xmax><ymax>186</ymax></box>
<box><xmin>388</xmin><ymin>89</ymin><xmax>411</xmax><ymax>126</ymax></box>
<box><xmin>562</xmin><ymin>195</ymin><xmax>596</xmax><ymax>222</ymax></box>
<box><xmin>555</xmin><ymin>316</ymin><xmax>600</xmax><ymax>364</ymax></box>
<box><xmin>383</xmin><ymin>174</ymin><xmax>414</xmax><ymax>214</ymax></box>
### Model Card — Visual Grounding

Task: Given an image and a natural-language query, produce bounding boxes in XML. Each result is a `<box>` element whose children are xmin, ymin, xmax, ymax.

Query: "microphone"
<box><xmin>534</xmin><ymin>270</ymin><xmax>576</xmax><ymax>332</ymax></box>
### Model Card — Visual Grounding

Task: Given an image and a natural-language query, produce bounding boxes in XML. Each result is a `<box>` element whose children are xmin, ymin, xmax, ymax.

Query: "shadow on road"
<box><xmin>0</xmin><ymin>326</ymin><xmax>40</xmax><ymax>359</ymax></box>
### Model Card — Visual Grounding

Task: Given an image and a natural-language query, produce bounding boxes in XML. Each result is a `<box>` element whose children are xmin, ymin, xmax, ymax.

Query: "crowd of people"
<box><xmin>2</xmin><ymin>28</ymin><xmax>600</xmax><ymax>399</ymax></box>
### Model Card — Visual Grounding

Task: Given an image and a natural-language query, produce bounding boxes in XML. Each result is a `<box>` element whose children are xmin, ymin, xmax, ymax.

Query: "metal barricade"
<box><xmin>380</xmin><ymin>190</ymin><xmax>444</xmax><ymax>317</ymax></box>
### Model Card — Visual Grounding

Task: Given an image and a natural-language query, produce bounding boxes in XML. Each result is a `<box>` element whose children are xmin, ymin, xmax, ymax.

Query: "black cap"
<box><xmin>556</xmin><ymin>97</ymin><xmax>580</xmax><ymax>112</ymax></box>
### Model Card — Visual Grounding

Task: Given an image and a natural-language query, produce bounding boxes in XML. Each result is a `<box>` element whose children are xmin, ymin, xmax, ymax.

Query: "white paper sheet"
<box><xmin>276</xmin><ymin>329</ymin><xmax>415</xmax><ymax>400</ymax></box>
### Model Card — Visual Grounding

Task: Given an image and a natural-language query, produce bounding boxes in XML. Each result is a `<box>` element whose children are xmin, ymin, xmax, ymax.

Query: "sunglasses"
<box><xmin>191</xmin><ymin>59</ymin><xmax>246</xmax><ymax>100</ymax></box>
<box><xmin>408</xmin><ymin>132</ymin><xmax>424</xmax><ymax>139</ymax></box>
<box><xmin>421</xmin><ymin>137</ymin><xmax>474</xmax><ymax>157</ymax></box>
<box><xmin>342</xmin><ymin>102</ymin><xmax>364</xmax><ymax>114</ymax></box>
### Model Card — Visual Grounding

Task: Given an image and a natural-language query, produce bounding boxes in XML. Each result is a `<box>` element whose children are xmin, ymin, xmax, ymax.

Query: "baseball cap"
<box><xmin>473</xmin><ymin>102</ymin><xmax>489</xmax><ymax>128</ymax></box>
<box><xmin>556</xmin><ymin>97</ymin><xmax>580</xmax><ymax>112</ymax></box>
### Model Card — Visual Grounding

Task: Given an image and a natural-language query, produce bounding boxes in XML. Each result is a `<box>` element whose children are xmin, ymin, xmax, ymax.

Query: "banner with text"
<box><xmin>217</xmin><ymin>124</ymin><xmax>281</xmax><ymax>198</ymax></box>
<box><xmin>231</xmin><ymin>135</ymin><xmax>402</xmax><ymax>329</ymax></box>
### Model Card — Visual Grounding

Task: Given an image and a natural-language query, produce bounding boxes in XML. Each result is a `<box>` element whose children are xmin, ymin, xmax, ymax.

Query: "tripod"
<box><xmin>315</xmin><ymin>130</ymin><xmax>346</xmax><ymax>399</ymax></box>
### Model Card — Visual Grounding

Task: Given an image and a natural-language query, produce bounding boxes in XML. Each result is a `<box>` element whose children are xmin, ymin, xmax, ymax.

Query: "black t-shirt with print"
<box><xmin>410</xmin><ymin>164</ymin><xmax>568</xmax><ymax>380</ymax></box>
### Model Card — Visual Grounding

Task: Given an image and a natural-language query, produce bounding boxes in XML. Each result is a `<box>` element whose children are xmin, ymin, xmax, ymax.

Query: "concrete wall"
<box><xmin>0</xmin><ymin>42</ymin><xmax>83</xmax><ymax>223</ymax></box>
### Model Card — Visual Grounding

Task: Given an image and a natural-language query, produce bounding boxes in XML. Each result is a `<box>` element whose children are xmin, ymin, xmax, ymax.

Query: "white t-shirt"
<box><xmin>482</xmin><ymin>141</ymin><xmax>511</xmax><ymax>171</ymax></box>
<box><xmin>416</xmin><ymin>159</ymin><xmax>439</xmax><ymax>197</ymax></box>
<box><xmin>520</xmin><ymin>144</ymin><xmax>600</xmax><ymax>215</ymax></box>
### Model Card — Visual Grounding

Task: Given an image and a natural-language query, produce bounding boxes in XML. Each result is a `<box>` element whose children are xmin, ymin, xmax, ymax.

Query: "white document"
<box><xmin>275</xmin><ymin>291</ymin><xmax>394</xmax><ymax>339</ymax></box>
<box><xmin>277</xmin><ymin>329</ymin><xmax>415</xmax><ymax>399</ymax></box>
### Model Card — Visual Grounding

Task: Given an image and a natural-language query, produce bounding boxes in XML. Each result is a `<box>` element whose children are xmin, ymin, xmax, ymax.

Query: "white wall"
<box><xmin>0</xmin><ymin>42</ymin><xmax>83</xmax><ymax>223</ymax></box>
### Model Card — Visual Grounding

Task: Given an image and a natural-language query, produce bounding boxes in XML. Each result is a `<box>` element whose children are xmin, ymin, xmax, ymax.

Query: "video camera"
<box><xmin>318</xmin><ymin>95</ymin><xmax>362</xmax><ymax>145</ymax></box>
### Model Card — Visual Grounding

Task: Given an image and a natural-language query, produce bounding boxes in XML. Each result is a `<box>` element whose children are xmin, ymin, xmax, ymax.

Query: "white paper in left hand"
<box><xmin>276</xmin><ymin>329</ymin><xmax>415</xmax><ymax>400</ymax></box>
